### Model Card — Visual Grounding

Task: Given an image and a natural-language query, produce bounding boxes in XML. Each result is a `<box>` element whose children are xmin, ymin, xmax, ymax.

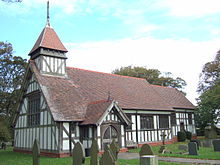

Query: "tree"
<box><xmin>0</xmin><ymin>41</ymin><xmax>27</xmax><ymax>121</ymax></box>
<box><xmin>196</xmin><ymin>51</ymin><xmax>220</xmax><ymax>130</ymax></box>
<box><xmin>112</xmin><ymin>66</ymin><xmax>186</xmax><ymax>93</ymax></box>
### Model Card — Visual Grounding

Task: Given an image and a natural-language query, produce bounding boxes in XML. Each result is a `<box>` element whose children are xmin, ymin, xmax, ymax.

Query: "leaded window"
<box><xmin>126</xmin><ymin>114</ymin><xmax>132</xmax><ymax>130</ymax></box>
<box><xmin>171</xmin><ymin>113</ymin><xmax>176</xmax><ymax>125</ymax></box>
<box><xmin>27</xmin><ymin>92</ymin><xmax>40</xmax><ymax>127</ymax></box>
<box><xmin>188</xmin><ymin>113</ymin><xmax>192</xmax><ymax>124</ymax></box>
<box><xmin>140</xmin><ymin>115</ymin><xmax>154</xmax><ymax>129</ymax></box>
<box><xmin>159</xmin><ymin>115</ymin><xmax>169</xmax><ymax>129</ymax></box>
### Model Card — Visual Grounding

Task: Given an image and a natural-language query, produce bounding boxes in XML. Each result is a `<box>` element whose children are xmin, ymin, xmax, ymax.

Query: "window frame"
<box><xmin>27</xmin><ymin>92</ymin><xmax>41</xmax><ymax>127</ymax></box>
<box><xmin>140</xmin><ymin>115</ymin><xmax>154</xmax><ymax>130</ymax></box>
<box><xmin>159</xmin><ymin>115</ymin><xmax>169</xmax><ymax>129</ymax></box>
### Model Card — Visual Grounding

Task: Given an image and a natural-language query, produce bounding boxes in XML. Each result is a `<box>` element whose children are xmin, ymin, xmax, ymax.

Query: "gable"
<box><xmin>80</xmin><ymin>100</ymin><xmax>131</xmax><ymax>126</ymax></box>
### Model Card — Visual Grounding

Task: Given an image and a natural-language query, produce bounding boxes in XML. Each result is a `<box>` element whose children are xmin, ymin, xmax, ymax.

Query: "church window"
<box><xmin>171</xmin><ymin>113</ymin><xmax>176</xmax><ymax>125</ymax></box>
<box><xmin>27</xmin><ymin>92</ymin><xmax>40</xmax><ymax>127</ymax></box>
<box><xmin>188</xmin><ymin>113</ymin><xmax>192</xmax><ymax>124</ymax></box>
<box><xmin>159</xmin><ymin>115</ymin><xmax>169</xmax><ymax>128</ymax></box>
<box><xmin>140</xmin><ymin>115</ymin><xmax>154</xmax><ymax>129</ymax></box>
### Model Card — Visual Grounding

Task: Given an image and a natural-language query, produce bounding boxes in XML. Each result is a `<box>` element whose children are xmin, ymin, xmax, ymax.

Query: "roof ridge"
<box><xmin>67</xmin><ymin>66</ymin><xmax>149</xmax><ymax>81</ymax></box>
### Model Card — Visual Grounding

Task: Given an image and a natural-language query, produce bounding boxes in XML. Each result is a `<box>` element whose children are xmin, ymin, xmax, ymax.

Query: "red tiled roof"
<box><xmin>29</xmin><ymin>26</ymin><xmax>68</xmax><ymax>55</ymax></box>
<box><xmin>151</xmin><ymin>85</ymin><xmax>195</xmax><ymax>109</ymax></box>
<box><xmin>30</xmin><ymin>61</ymin><xmax>195</xmax><ymax>122</ymax></box>
<box><xmin>81</xmin><ymin>100</ymin><xmax>113</xmax><ymax>125</ymax></box>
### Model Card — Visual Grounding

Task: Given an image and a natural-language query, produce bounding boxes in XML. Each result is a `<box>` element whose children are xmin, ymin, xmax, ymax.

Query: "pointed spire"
<box><xmin>46</xmin><ymin>0</ymin><xmax>50</xmax><ymax>27</ymax></box>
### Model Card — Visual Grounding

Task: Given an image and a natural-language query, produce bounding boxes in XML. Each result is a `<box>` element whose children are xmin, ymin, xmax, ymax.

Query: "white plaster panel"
<box><xmin>63</xmin><ymin>140</ymin><xmax>69</xmax><ymax>150</ymax></box>
<box><xmin>43</xmin><ymin>127</ymin><xmax>47</xmax><ymax>149</ymax></box>
<box><xmin>121</xmin><ymin>136</ymin><xmax>125</xmax><ymax>147</ymax></box>
<box><xmin>47</xmin><ymin>111</ymin><xmax>52</xmax><ymax>124</ymax></box>
<box><xmin>121</xmin><ymin>125</ymin><xmax>124</xmax><ymax>135</ymax></box>
<box><xmin>137</xmin><ymin>115</ymin><xmax>140</xmax><ymax>130</ymax></box>
<box><xmin>153</xmin><ymin>116</ymin><xmax>157</xmax><ymax>129</ymax></box>
<box><xmin>97</xmin><ymin>125</ymin><xmax>101</xmax><ymax>136</ymax></box>
<box><xmin>131</xmin><ymin>115</ymin><xmax>136</xmax><ymax>130</ymax></box>
<box><xmin>132</xmin><ymin>131</ymin><xmax>136</xmax><ymax>142</ymax></box>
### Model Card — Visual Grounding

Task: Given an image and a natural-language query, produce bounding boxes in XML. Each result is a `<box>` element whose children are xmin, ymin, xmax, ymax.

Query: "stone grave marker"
<box><xmin>90</xmin><ymin>139</ymin><xmax>99</xmax><ymax>165</ymax></box>
<box><xmin>201</xmin><ymin>139</ymin><xmax>213</xmax><ymax>148</ymax></box>
<box><xmin>213</xmin><ymin>140</ymin><xmax>220</xmax><ymax>152</ymax></box>
<box><xmin>110</xmin><ymin>139</ymin><xmax>119</xmax><ymax>160</ymax></box>
<box><xmin>33</xmin><ymin>139</ymin><xmax>40</xmax><ymax>165</ymax></box>
<box><xmin>72</xmin><ymin>142</ymin><xmax>85</xmax><ymax>165</ymax></box>
<box><xmin>140</xmin><ymin>155</ymin><xmax>158</xmax><ymax>165</ymax></box>
<box><xmin>100</xmin><ymin>145</ymin><xmax>116</xmax><ymax>165</ymax></box>
<box><xmin>139</xmin><ymin>144</ymin><xmax>154</xmax><ymax>157</ymax></box>
<box><xmin>190</xmin><ymin>139</ymin><xmax>200</xmax><ymax>150</ymax></box>
<box><xmin>178</xmin><ymin>144</ymin><xmax>188</xmax><ymax>151</ymax></box>
<box><xmin>188</xmin><ymin>142</ymin><xmax>198</xmax><ymax>155</ymax></box>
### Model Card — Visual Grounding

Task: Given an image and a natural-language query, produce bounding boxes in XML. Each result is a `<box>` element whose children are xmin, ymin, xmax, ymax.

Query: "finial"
<box><xmin>46</xmin><ymin>0</ymin><xmax>50</xmax><ymax>27</ymax></box>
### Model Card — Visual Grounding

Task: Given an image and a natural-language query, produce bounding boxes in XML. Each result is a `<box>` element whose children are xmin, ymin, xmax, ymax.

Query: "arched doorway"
<box><xmin>102</xmin><ymin>125</ymin><xmax>119</xmax><ymax>149</ymax></box>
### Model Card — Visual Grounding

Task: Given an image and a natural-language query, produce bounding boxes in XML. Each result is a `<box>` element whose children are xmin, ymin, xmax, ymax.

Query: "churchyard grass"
<box><xmin>0</xmin><ymin>147</ymin><xmax>190</xmax><ymax>165</ymax></box>
<box><xmin>129</xmin><ymin>141</ymin><xmax>220</xmax><ymax>160</ymax></box>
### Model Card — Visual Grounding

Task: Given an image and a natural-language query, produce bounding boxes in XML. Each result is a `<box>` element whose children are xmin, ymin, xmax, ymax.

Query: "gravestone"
<box><xmin>213</xmin><ymin>140</ymin><xmax>220</xmax><ymax>152</ymax></box>
<box><xmin>190</xmin><ymin>139</ymin><xmax>200</xmax><ymax>150</ymax></box>
<box><xmin>188</xmin><ymin>142</ymin><xmax>198</xmax><ymax>155</ymax></box>
<box><xmin>1</xmin><ymin>142</ymin><xmax>6</xmax><ymax>150</ymax></box>
<box><xmin>90</xmin><ymin>139</ymin><xmax>99</xmax><ymax>165</ymax></box>
<box><xmin>201</xmin><ymin>139</ymin><xmax>213</xmax><ymax>148</ymax></box>
<box><xmin>33</xmin><ymin>139</ymin><xmax>40</xmax><ymax>165</ymax></box>
<box><xmin>100</xmin><ymin>145</ymin><xmax>116</xmax><ymax>165</ymax></box>
<box><xmin>72</xmin><ymin>142</ymin><xmax>85</xmax><ymax>165</ymax></box>
<box><xmin>139</xmin><ymin>144</ymin><xmax>154</xmax><ymax>156</ymax></box>
<box><xmin>204</xmin><ymin>124</ymin><xmax>217</xmax><ymax>139</ymax></box>
<box><xmin>178</xmin><ymin>144</ymin><xmax>188</xmax><ymax>151</ymax></box>
<box><xmin>110</xmin><ymin>139</ymin><xmax>119</xmax><ymax>160</ymax></box>
<box><xmin>140</xmin><ymin>155</ymin><xmax>158</xmax><ymax>165</ymax></box>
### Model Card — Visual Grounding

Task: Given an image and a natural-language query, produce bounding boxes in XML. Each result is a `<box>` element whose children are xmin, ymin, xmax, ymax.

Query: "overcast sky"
<box><xmin>1</xmin><ymin>0</ymin><xmax>220</xmax><ymax>104</ymax></box>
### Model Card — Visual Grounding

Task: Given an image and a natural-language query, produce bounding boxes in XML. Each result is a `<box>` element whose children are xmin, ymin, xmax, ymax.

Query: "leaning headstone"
<box><xmin>188</xmin><ymin>142</ymin><xmax>198</xmax><ymax>155</ymax></box>
<box><xmin>90</xmin><ymin>139</ymin><xmax>99</xmax><ymax>165</ymax></box>
<box><xmin>110</xmin><ymin>139</ymin><xmax>119</xmax><ymax>160</ymax></box>
<box><xmin>100</xmin><ymin>145</ymin><xmax>116</xmax><ymax>165</ymax></box>
<box><xmin>140</xmin><ymin>155</ymin><xmax>158</xmax><ymax>165</ymax></box>
<box><xmin>213</xmin><ymin>140</ymin><xmax>220</xmax><ymax>152</ymax></box>
<box><xmin>33</xmin><ymin>139</ymin><xmax>40</xmax><ymax>165</ymax></box>
<box><xmin>139</xmin><ymin>144</ymin><xmax>154</xmax><ymax>156</ymax></box>
<box><xmin>178</xmin><ymin>144</ymin><xmax>188</xmax><ymax>151</ymax></box>
<box><xmin>72</xmin><ymin>142</ymin><xmax>85</xmax><ymax>165</ymax></box>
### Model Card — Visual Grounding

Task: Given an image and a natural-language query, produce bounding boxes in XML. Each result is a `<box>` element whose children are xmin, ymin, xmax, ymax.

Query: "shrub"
<box><xmin>185</xmin><ymin>131</ymin><xmax>192</xmax><ymax>140</ymax></box>
<box><xmin>177</xmin><ymin>131</ymin><xmax>186</xmax><ymax>142</ymax></box>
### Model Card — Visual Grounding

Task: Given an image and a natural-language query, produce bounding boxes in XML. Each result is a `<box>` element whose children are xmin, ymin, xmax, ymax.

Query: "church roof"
<box><xmin>30</xmin><ymin>61</ymin><xmax>195</xmax><ymax>122</ymax></box>
<box><xmin>29</xmin><ymin>26</ymin><xmax>68</xmax><ymax>55</ymax></box>
<box><xmin>151</xmin><ymin>85</ymin><xmax>195</xmax><ymax>110</ymax></box>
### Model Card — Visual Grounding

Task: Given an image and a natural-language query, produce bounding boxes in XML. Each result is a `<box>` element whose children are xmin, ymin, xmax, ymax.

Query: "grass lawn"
<box><xmin>0</xmin><ymin>148</ymin><xmax>191</xmax><ymax>165</ymax></box>
<box><xmin>129</xmin><ymin>141</ymin><xmax>220</xmax><ymax>160</ymax></box>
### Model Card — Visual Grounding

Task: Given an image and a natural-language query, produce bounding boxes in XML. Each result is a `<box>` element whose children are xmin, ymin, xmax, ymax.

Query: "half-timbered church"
<box><xmin>13</xmin><ymin>2</ymin><xmax>196</xmax><ymax>157</ymax></box>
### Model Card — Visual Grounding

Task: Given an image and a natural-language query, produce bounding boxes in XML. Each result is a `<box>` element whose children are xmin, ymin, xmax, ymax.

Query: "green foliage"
<box><xmin>0</xmin><ymin>117</ymin><xmax>11</xmax><ymax>142</ymax></box>
<box><xmin>185</xmin><ymin>131</ymin><xmax>192</xmax><ymax>140</ymax></box>
<box><xmin>112</xmin><ymin>66</ymin><xmax>186</xmax><ymax>93</ymax></box>
<box><xmin>177</xmin><ymin>131</ymin><xmax>186</xmax><ymax>142</ymax></box>
<box><xmin>196</xmin><ymin>52</ymin><xmax>220</xmax><ymax>130</ymax></box>
<box><xmin>0</xmin><ymin>41</ymin><xmax>27</xmax><ymax>123</ymax></box>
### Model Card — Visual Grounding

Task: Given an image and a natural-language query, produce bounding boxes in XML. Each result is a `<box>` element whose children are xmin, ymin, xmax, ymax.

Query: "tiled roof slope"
<box><xmin>30</xmin><ymin>61</ymin><xmax>88</xmax><ymax>121</ymax></box>
<box><xmin>151</xmin><ymin>85</ymin><xmax>195</xmax><ymax>110</ymax></box>
<box><xmin>67</xmin><ymin>67</ymin><xmax>173</xmax><ymax>111</ymax></box>
<box><xmin>81</xmin><ymin>100</ymin><xmax>113</xmax><ymax>125</ymax></box>
<box><xmin>29</xmin><ymin>26</ymin><xmax>68</xmax><ymax>55</ymax></box>
<box><xmin>30</xmin><ymin>61</ymin><xmax>194</xmax><ymax>121</ymax></box>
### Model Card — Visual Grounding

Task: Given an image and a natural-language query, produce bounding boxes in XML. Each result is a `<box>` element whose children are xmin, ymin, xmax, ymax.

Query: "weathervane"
<box><xmin>46</xmin><ymin>0</ymin><xmax>50</xmax><ymax>27</ymax></box>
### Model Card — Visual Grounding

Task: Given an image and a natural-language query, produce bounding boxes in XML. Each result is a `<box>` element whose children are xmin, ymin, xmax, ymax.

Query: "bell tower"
<box><xmin>29</xmin><ymin>1</ymin><xmax>68</xmax><ymax>76</ymax></box>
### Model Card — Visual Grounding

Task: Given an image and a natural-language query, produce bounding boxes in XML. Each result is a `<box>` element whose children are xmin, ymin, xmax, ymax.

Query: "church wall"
<box><xmin>14</xmin><ymin>74</ymin><xmax>59</xmax><ymax>152</ymax></box>
<box><xmin>124</xmin><ymin>110</ymin><xmax>173</xmax><ymax>146</ymax></box>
